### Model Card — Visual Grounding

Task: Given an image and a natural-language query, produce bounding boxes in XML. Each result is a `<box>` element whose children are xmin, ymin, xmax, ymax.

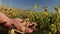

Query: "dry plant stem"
<box><xmin>8</xmin><ymin>30</ymin><xmax>11</xmax><ymax>34</ymax></box>
<box><xmin>8</xmin><ymin>29</ymin><xmax>15</xmax><ymax>34</ymax></box>
<box><xmin>9</xmin><ymin>29</ymin><xmax>24</xmax><ymax>34</ymax></box>
<box><xmin>24</xmin><ymin>18</ymin><xmax>30</xmax><ymax>34</ymax></box>
<box><xmin>10</xmin><ymin>29</ymin><xmax>15</xmax><ymax>34</ymax></box>
<box><xmin>14</xmin><ymin>29</ymin><xmax>24</xmax><ymax>34</ymax></box>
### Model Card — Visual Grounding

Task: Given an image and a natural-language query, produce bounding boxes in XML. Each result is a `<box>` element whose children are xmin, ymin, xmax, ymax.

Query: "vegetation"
<box><xmin>0</xmin><ymin>6</ymin><xmax>60</xmax><ymax>34</ymax></box>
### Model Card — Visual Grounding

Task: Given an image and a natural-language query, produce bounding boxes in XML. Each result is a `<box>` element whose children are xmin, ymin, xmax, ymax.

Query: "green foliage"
<box><xmin>0</xmin><ymin>6</ymin><xmax>60</xmax><ymax>34</ymax></box>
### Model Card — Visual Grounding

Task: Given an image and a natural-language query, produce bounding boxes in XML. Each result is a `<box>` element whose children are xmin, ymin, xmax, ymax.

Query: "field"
<box><xmin>0</xmin><ymin>6</ymin><xmax>60</xmax><ymax>34</ymax></box>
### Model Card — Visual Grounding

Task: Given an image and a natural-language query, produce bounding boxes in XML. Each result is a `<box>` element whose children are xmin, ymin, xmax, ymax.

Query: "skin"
<box><xmin>12</xmin><ymin>18</ymin><xmax>25</xmax><ymax>32</ymax></box>
<box><xmin>12</xmin><ymin>18</ymin><xmax>35</xmax><ymax>33</ymax></box>
<box><xmin>0</xmin><ymin>12</ymin><xmax>12</xmax><ymax>29</ymax></box>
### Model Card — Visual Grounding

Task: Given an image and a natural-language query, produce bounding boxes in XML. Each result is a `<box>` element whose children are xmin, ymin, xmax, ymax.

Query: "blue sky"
<box><xmin>1</xmin><ymin>0</ymin><xmax>60</xmax><ymax>12</ymax></box>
